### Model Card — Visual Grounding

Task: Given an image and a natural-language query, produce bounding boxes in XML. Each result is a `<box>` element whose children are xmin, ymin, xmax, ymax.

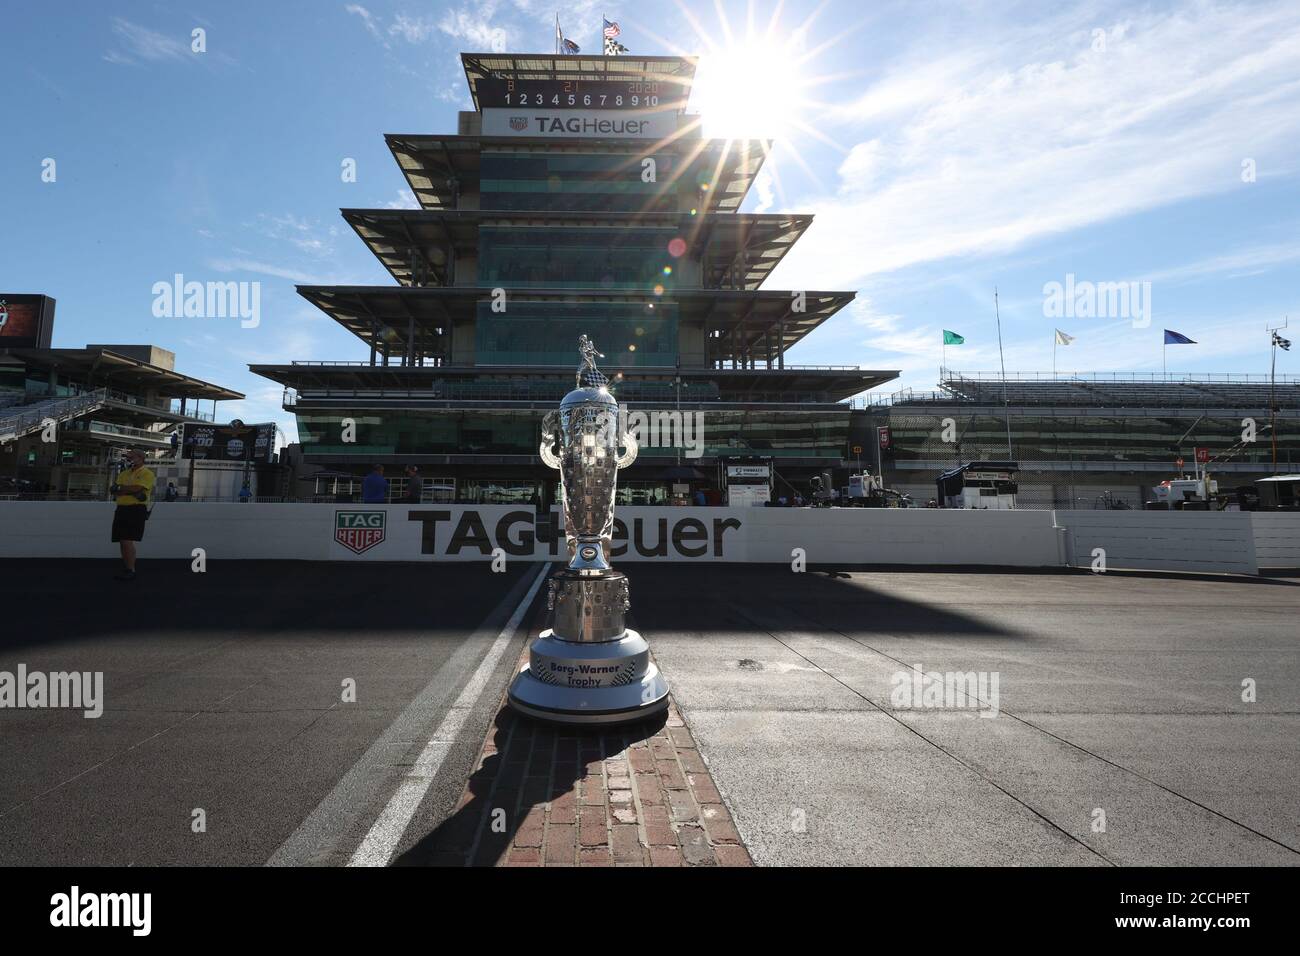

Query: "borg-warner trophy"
<box><xmin>507</xmin><ymin>336</ymin><xmax>670</xmax><ymax>724</ymax></box>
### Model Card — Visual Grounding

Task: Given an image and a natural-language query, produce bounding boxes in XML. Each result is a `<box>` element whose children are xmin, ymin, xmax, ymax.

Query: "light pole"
<box><xmin>1268</xmin><ymin>319</ymin><xmax>1291</xmax><ymax>473</ymax></box>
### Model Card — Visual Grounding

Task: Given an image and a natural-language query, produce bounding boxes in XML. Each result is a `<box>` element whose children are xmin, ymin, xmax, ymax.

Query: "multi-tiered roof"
<box><xmin>253</xmin><ymin>51</ymin><xmax>896</xmax><ymax>403</ymax></box>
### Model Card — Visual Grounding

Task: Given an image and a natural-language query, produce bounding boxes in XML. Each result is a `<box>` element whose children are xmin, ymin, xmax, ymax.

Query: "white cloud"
<box><xmin>752</xmin><ymin>169</ymin><xmax>775</xmax><ymax>213</ymax></box>
<box><xmin>390</xmin><ymin>13</ymin><xmax>439</xmax><ymax>43</ymax></box>
<box><xmin>439</xmin><ymin>6</ymin><xmax>509</xmax><ymax>52</ymax></box>
<box><xmin>249</xmin><ymin>213</ymin><xmax>337</xmax><ymax>258</ymax></box>
<box><xmin>208</xmin><ymin>259</ymin><xmax>317</xmax><ymax>283</ymax></box>
<box><xmin>104</xmin><ymin>16</ymin><xmax>237</xmax><ymax>68</ymax></box>
<box><xmin>383</xmin><ymin>188</ymin><xmax>420</xmax><ymax>209</ymax></box>
<box><xmin>105</xmin><ymin>17</ymin><xmax>192</xmax><ymax>65</ymax></box>
<box><xmin>773</xmin><ymin>1</ymin><xmax>1300</xmax><ymax>291</ymax></box>
<box><xmin>345</xmin><ymin>4</ymin><xmax>389</xmax><ymax>49</ymax></box>
<box><xmin>1140</xmin><ymin>240</ymin><xmax>1300</xmax><ymax>285</ymax></box>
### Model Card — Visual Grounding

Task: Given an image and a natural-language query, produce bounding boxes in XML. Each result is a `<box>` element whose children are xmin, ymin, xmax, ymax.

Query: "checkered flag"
<box><xmin>603</xmin><ymin>17</ymin><xmax>627</xmax><ymax>55</ymax></box>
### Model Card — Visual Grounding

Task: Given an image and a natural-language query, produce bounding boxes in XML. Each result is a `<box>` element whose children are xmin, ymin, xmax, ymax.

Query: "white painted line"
<box><xmin>347</xmin><ymin>563</ymin><xmax>548</xmax><ymax>867</ymax></box>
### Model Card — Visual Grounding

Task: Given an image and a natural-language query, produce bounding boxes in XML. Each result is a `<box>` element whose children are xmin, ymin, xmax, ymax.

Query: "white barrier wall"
<box><xmin>711</xmin><ymin>506</ymin><xmax>1062</xmax><ymax>566</ymax></box>
<box><xmin>1250</xmin><ymin>513</ymin><xmax>1300</xmax><ymax>569</ymax></box>
<box><xmin>0</xmin><ymin>502</ymin><xmax>1284</xmax><ymax>572</ymax></box>
<box><xmin>1056</xmin><ymin>510</ymin><xmax>1259</xmax><ymax>575</ymax></box>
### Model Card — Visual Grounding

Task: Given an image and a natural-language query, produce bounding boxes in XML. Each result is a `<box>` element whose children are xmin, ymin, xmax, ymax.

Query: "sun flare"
<box><xmin>692</xmin><ymin>36</ymin><xmax>811</xmax><ymax>140</ymax></box>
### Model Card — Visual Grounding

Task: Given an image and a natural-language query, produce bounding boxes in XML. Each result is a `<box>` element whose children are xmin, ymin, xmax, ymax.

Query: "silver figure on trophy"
<box><xmin>507</xmin><ymin>336</ymin><xmax>671</xmax><ymax>724</ymax></box>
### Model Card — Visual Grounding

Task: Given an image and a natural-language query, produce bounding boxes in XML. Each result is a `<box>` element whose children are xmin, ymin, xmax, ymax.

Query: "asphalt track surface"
<box><xmin>2</xmin><ymin>559</ymin><xmax>1298</xmax><ymax>867</ymax></box>
<box><xmin>0</xmin><ymin>559</ymin><xmax>542</xmax><ymax>866</ymax></box>
<box><xmin>630</xmin><ymin>566</ymin><xmax>1300</xmax><ymax>867</ymax></box>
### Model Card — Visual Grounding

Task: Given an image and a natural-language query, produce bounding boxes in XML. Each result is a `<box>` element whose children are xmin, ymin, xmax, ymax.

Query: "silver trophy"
<box><xmin>507</xmin><ymin>336</ymin><xmax>670</xmax><ymax>724</ymax></box>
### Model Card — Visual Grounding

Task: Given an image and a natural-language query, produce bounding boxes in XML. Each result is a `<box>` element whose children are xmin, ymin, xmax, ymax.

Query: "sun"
<box><xmin>692</xmin><ymin>36</ymin><xmax>811</xmax><ymax>140</ymax></box>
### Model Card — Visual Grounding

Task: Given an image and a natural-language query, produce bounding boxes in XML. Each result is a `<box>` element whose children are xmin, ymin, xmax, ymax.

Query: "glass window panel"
<box><xmin>475</xmin><ymin>301</ymin><xmax>678</xmax><ymax>367</ymax></box>
<box><xmin>478</xmin><ymin>226</ymin><xmax>680</xmax><ymax>291</ymax></box>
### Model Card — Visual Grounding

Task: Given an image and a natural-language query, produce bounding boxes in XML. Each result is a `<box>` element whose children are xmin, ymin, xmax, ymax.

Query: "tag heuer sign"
<box><xmin>481</xmin><ymin>107</ymin><xmax>678</xmax><ymax>139</ymax></box>
<box><xmin>336</xmin><ymin>510</ymin><xmax>386</xmax><ymax>554</ymax></box>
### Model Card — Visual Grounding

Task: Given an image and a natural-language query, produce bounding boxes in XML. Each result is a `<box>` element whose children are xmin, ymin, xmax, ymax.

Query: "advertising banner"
<box><xmin>481</xmin><ymin>107</ymin><xmax>677</xmax><ymax>139</ymax></box>
<box><xmin>0</xmin><ymin>294</ymin><xmax>56</xmax><ymax>349</ymax></box>
<box><xmin>182</xmin><ymin>420</ymin><xmax>276</xmax><ymax>462</ymax></box>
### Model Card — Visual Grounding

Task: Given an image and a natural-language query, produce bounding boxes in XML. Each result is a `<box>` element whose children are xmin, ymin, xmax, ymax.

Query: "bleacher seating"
<box><xmin>935</xmin><ymin>374</ymin><xmax>1299</xmax><ymax>409</ymax></box>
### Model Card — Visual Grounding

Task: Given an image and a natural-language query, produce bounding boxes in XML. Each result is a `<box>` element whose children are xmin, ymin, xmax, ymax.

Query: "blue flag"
<box><xmin>1164</xmin><ymin>329</ymin><xmax>1197</xmax><ymax>345</ymax></box>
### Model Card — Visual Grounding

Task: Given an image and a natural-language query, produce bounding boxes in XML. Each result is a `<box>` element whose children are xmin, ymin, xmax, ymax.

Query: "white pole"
<box><xmin>995</xmin><ymin>289</ymin><xmax>1012</xmax><ymax>458</ymax></box>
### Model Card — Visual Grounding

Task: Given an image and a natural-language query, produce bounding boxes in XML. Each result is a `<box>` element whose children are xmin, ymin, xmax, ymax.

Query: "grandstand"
<box><xmin>939</xmin><ymin>371</ymin><xmax>1300</xmax><ymax>410</ymax></box>
<box><xmin>855</xmin><ymin>371</ymin><xmax>1300</xmax><ymax>509</ymax></box>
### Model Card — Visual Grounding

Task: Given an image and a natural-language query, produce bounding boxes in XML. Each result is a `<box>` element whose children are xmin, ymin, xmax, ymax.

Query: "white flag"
<box><xmin>1055</xmin><ymin>329</ymin><xmax>1075</xmax><ymax>345</ymax></box>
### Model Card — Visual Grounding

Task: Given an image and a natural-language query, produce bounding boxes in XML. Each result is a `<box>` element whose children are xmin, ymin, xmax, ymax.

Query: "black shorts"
<box><xmin>111</xmin><ymin>506</ymin><xmax>149</xmax><ymax>542</ymax></box>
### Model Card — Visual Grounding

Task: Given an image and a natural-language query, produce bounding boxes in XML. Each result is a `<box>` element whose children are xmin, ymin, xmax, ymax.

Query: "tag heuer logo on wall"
<box><xmin>509</xmin><ymin>116</ymin><xmax>528</xmax><ymax>131</ymax></box>
<box><xmin>336</xmin><ymin>510</ymin><xmax>386</xmax><ymax>554</ymax></box>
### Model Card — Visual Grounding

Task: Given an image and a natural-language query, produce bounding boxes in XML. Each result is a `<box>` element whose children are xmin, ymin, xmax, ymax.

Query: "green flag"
<box><xmin>943</xmin><ymin>330</ymin><xmax>965</xmax><ymax>345</ymax></box>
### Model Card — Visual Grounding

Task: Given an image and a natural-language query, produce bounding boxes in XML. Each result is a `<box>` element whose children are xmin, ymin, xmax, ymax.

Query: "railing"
<box><xmin>169</xmin><ymin>401</ymin><xmax>217</xmax><ymax>422</ymax></box>
<box><xmin>64</xmin><ymin>419</ymin><xmax>176</xmax><ymax>442</ymax></box>
<box><xmin>286</xmin><ymin>391</ymin><xmax>849</xmax><ymax>409</ymax></box>
<box><xmin>287</xmin><ymin>359</ymin><xmax>868</xmax><ymax>372</ymax></box>
<box><xmin>0</xmin><ymin>389</ymin><xmax>110</xmax><ymax>441</ymax></box>
<box><xmin>848</xmin><ymin>387</ymin><xmax>954</xmax><ymax>409</ymax></box>
<box><xmin>291</xmin><ymin>360</ymin><xmax>376</xmax><ymax>366</ymax></box>
<box><xmin>19</xmin><ymin>384</ymin><xmax>220</xmax><ymax>421</ymax></box>
<box><xmin>941</xmin><ymin>369</ymin><xmax>1300</xmax><ymax>384</ymax></box>
<box><xmin>27</xmin><ymin>382</ymin><xmax>142</xmax><ymax>406</ymax></box>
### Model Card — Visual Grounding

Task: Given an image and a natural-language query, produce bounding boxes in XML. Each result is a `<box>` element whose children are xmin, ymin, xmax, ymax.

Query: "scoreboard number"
<box><xmin>481</xmin><ymin>78</ymin><xmax>674</xmax><ymax>110</ymax></box>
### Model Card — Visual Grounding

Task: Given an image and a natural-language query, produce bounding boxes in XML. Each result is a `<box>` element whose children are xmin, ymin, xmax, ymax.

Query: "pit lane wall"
<box><xmin>1</xmin><ymin>502</ymin><xmax>1293</xmax><ymax>572</ymax></box>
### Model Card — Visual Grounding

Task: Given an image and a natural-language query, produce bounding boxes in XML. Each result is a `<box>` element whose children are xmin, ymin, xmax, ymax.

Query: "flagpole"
<box><xmin>1271</xmin><ymin>329</ymin><xmax>1278</xmax><ymax>471</ymax></box>
<box><xmin>995</xmin><ymin>288</ymin><xmax>1012</xmax><ymax>458</ymax></box>
<box><xmin>1053</xmin><ymin>333</ymin><xmax>1057</xmax><ymax>379</ymax></box>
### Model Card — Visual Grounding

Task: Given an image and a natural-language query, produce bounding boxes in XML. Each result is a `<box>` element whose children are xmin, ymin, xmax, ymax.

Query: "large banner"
<box><xmin>0</xmin><ymin>294</ymin><xmax>56</xmax><ymax>349</ymax></box>
<box><xmin>182</xmin><ymin>420</ymin><xmax>276</xmax><ymax>462</ymax></box>
<box><xmin>481</xmin><ymin>107</ymin><xmax>677</xmax><ymax>139</ymax></box>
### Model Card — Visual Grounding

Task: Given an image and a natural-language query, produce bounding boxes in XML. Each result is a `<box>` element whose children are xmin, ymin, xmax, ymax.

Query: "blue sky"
<box><xmin>4</xmin><ymin>0</ymin><xmax>1298</xmax><ymax>443</ymax></box>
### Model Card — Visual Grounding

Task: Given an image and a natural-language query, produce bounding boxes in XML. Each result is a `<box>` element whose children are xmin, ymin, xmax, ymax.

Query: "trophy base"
<box><xmin>508</xmin><ymin>628</ymin><xmax>670</xmax><ymax>726</ymax></box>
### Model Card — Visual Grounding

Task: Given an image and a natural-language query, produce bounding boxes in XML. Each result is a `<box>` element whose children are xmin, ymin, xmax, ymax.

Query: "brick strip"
<box><xmin>422</xmin><ymin>640</ymin><xmax>752</xmax><ymax>867</ymax></box>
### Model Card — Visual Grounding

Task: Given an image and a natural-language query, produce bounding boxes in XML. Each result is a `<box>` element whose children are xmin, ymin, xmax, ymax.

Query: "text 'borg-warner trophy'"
<box><xmin>507</xmin><ymin>336</ymin><xmax>671</xmax><ymax>724</ymax></box>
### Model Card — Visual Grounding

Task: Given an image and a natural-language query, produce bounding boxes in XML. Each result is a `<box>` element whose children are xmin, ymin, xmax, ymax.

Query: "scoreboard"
<box><xmin>476</xmin><ymin>78</ymin><xmax>686</xmax><ymax>111</ymax></box>
<box><xmin>182</xmin><ymin>420</ymin><xmax>276</xmax><ymax>463</ymax></box>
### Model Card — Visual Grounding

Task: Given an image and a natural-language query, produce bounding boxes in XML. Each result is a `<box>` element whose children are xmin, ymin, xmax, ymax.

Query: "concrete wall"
<box><xmin>3</xmin><ymin>502</ymin><xmax>1288</xmax><ymax>572</ymax></box>
<box><xmin>709</xmin><ymin>506</ymin><xmax>1062</xmax><ymax>566</ymax></box>
<box><xmin>1251</xmin><ymin>513</ymin><xmax>1300</xmax><ymax>569</ymax></box>
<box><xmin>1</xmin><ymin>502</ymin><xmax>1257</xmax><ymax>572</ymax></box>
<box><xmin>1056</xmin><ymin>509</ymin><xmax>1259</xmax><ymax>575</ymax></box>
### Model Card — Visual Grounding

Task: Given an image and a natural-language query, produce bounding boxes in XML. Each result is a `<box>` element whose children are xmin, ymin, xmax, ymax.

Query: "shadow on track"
<box><xmin>393</xmin><ymin>705</ymin><xmax>666</xmax><ymax>866</ymax></box>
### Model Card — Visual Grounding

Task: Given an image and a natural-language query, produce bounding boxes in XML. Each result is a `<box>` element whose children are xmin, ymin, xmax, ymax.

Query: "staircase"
<box><xmin>0</xmin><ymin>388</ymin><xmax>109</xmax><ymax>444</ymax></box>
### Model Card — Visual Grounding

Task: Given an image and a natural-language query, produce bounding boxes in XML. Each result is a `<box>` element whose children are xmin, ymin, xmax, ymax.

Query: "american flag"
<box><xmin>603</xmin><ymin>18</ymin><xmax>621</xmax><ymax>39</ymax></box>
